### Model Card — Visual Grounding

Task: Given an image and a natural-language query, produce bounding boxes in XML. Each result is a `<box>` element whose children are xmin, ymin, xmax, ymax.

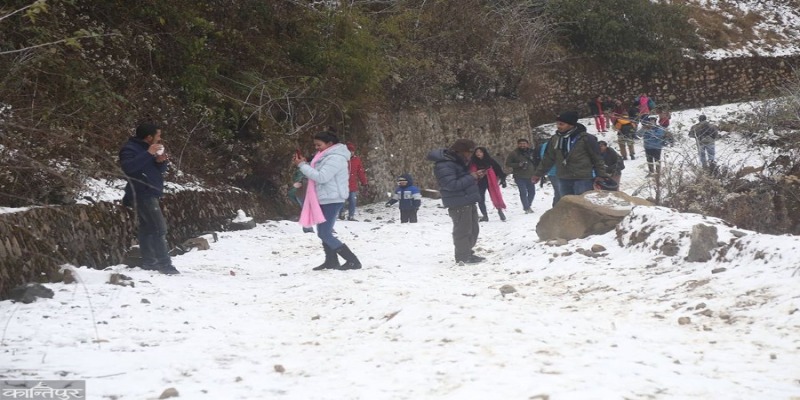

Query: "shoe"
<box><xmin>479</xmin><ymin>215</ymin><xmax>489</xmax><ymax>222</ymax></box>
<box><xmin>313</xmin><ymin>243</ymin><xmax>341</xmax><ymax>270</ymax></box>
<box><xmin>338</xmin><ymin>213</ymin><xmax>345</xmax><ymax>220</ymax></box>
<box><xmin>524</xmin><ymin>208</ymin><xmax>533</xmax><ymax>214</ymax></box>
<box><xmin>498</xmin><ymin>210</ymin><xmax>506</xmax><ymax>221</ymax></box>
<box><xmin>159</xmin><ymin>265</ymin><xmax>180</xmax><ymax>275</ymax></box>
<box><xmin>630</xmin><ymin>155</ymin><xmax>635</xmax><ymax>160</ymax></box>
<box><xmin>455</xmin><ymin>255</ymin><xmax>486</xmax><ymax>264</ymax></box>
<box><xmin>302</xmin><ymin>227</ymin><xmax>314</xmax><ymax>233</ymax></box>
<box><xmin>621</xmin><ymin>157</ymin><xmax>628</xmax><ymax>161</ymax></box>
<box><xmin>140</xmin><ymin>263</ymin><xmax>160</xmax><ymax>271</ymax></box>
<box><xmin>347</xmin><ymin>216</ymin><xmax>357</xmax><ymax>221</ymax></box>
<box><xmin>334</xmin><ymin>244</ymin><xmax>362</xmax><ymax>270</ymax></box>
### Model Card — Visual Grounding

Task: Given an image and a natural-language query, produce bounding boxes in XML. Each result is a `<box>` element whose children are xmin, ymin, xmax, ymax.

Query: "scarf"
<box><xmin>299</xmin><ymin>145</ymin><xmax>336</xmax><ymax>228</ymax></box>
<box><xmin>469</xmin><ymin>163</ymin><xmax>507</xmax><ymax>210</ymax></box>
<box><xmin>555</xmin><ymin>127</ymin><xmax>580</xmax><ymax>162</ymax></box>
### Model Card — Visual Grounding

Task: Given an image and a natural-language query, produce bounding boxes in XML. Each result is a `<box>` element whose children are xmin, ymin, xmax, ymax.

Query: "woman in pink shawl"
<box><xmin>469</xmin><ymin>147</ymin><xmax>508</xmax><ymax>222</ymax></box>
<box><xmin>292</xmin><ymin>130</ymin><xmax>362</xmax><ymax>271</ymax></box>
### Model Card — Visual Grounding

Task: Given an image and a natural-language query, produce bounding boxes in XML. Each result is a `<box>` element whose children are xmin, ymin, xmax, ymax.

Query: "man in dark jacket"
<box><xmin>532</xmin><ymin>111</ymin><xmax>609</xmax><ymax>197</ymax></box>
<box><xmin>119</xmin><ymin>122</ymin><xmax>179</xmax><ymax>275</ymax></box>
<box><xmin>427</xmin><ymin>139</ymin><xmax>485</xmax><ymax>264</ymax></box>
<box><xmin>505</xmin><ymin>138</ymin><xmax>537</xmax><ymax>213</ymax></box>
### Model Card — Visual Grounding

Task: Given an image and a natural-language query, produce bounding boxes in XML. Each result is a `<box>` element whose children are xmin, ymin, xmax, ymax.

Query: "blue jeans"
<box><xmin>698</xmin><ymin>142</ymin><xmax>715</xmax><ymax>168</ymax></box>
<box><xmin>136</xmin><ymin>197</ymin><xmax>172</xmax><ymax>268</ymax></box>
<box><xmin>346</xmin><ymin>191</ymin><xmax>358</xmax><ymax>218</ymax></box>
<box><xmin>549</xmin><ymin>175</ymin><xmax>562</xmax><ymax>206</ymax></box>
<box><xmin>558</xmin><ymin>178</ymin><xmax>595</xmax><ymax>197</ymax></box>
<box><xmin>514</xmin><ymin>177</ymin><xmax>536</xmax><ymax>210</ymax></box>
<box><xmin>318</xmin><ymin>203</ymin><xmax>344</xmax><ymax>249</ymax></box>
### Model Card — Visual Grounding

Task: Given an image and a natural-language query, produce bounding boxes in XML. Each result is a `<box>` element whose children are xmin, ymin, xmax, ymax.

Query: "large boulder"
<box><xmin>536</xmin><ymin>190</ymin><xmax>653</xmax><ymax>241</ymax></box>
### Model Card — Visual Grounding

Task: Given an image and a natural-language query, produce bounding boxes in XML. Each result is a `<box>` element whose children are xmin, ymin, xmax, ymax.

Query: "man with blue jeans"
<box><xmin>689</xmin><ymin>115</ymin><xmax>719</xmax><ymax>170</ymax></box>
<box><xmin>120</xmin><ymin>122</ymin><xmax>179</xmax><ymax>275</ymax></box>
<box><xmin>532</xmin><ymin>111</ymin><xmax>609</xmax><ymax>198</ymax></box>
<box><xmin>505</xmin><ymin>139</ymin><xmax>537</xmax><ymax>213</ymax></box>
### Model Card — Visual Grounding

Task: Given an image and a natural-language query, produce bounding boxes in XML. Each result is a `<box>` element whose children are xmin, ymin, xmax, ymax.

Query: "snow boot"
<box><xmin>479</xmin><ymin>215</ymin><xmax>489</xmax><ymax>222</ymax></box>
<box><xmin>335</xmin><ymin>244</ymin><xmax>362</xmax><ymax>270</ymax></box>
<box><xmin>313</xmin><ymin>243</ymin><xmax>341</xmax><ymax>271</ymax></box>
<box><xmin>498</xmin><ymin>209</ymin><xmax>506</xmax><ymax>221</ymax></box>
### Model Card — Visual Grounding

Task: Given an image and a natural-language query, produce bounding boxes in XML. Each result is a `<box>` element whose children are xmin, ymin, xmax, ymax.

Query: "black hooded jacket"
<box><xmin>427</xmin><ymin>149</ymin><xmax>481</xmax><ymax>208</ymax></box>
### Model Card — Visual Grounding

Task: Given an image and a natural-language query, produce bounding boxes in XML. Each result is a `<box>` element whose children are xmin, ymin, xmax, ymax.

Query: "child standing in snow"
<box><xmin>385</xmin><ymin>174</ymin><xmax>422</xmax><ymax>223</ymax></box>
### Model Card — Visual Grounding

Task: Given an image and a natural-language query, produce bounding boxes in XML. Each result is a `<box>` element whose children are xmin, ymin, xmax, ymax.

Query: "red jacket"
<box><xmin>348</xmin><ymin>156</ymin><xmax>367</xmax><ymax>192</ymax></box>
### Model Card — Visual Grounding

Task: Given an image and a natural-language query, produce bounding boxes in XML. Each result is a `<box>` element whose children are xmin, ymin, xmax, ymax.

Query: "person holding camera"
<box><xmin>119</xmin><ymin>122</ymin><xmax>179</xmax><ymax>275</ymax></box>
<box><xmin>505</xmin><ymin>138</ymin><xmax>538</xmax><ymax>214</ymax></box>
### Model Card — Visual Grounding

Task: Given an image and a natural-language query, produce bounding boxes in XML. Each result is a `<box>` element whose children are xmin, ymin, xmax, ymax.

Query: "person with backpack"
<box><xmin>598</xmin><ymin>141</ymin><xmax>624</xmax><ymax>185</ymax></box>
<box><xmin>385</xmin><ymin>174</ymin><xmax>422</xmax><ymax>223</ymax></box>
<box><xmin>614</xmin><ymin>111</ymin><xmax>638</xmax><ymax>161</ymax></box>
<box><xmin>689</xmin><ymin>114</ymin><xmax>720</xmax><ymax>170</ymax></box>
<box><xmin>505</xmin><ymin>138</ymin><xmax>537</xmax><ymax>213</ymax></box>
<box><xmin>532</xmin><ymin>111</ymin><xmax>609</xmax><ymax>197</ymax></box>
<box><xmin>535</xmin><ymin>139</ymin><xmax>561</xmax><ymax>207</ymax></box>
<box><xmin>640</xmin><ymin>116</ymin><xmax>673</xmax><ymax>177</ymax></box>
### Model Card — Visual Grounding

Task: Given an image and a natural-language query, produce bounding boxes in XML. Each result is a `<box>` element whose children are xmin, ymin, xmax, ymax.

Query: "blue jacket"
<box><xmin>641</xmin><ymin>126</ymin><xmax>670</xmax><ymax>150</ymax></box>
<box><xmin>538</xmin><ymin>142</ymin><xmax>557</xmax><ymax>177</ymax></box>
<box><xmin>119</xmin><ymin>137</ymin><xmax>169</xmax><ymax>203</ymax></box>
<box><xmin>427</xmin><ymin>149</ymin><xmax>480</xmax><ymax>208</ymax></box>
<box><xmin>387</xmin><ymin>174</ymin><xmax>422</xmax><ymax>210</ymax></box>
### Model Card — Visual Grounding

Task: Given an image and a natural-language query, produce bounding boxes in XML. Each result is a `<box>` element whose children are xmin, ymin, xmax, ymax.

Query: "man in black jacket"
<box><xmin>119</xmin><ymin>122</ymin><xmax>179</xmax><ymax>275</ymax></box>
<box><xmin>427</xmin><ymin>139</ymin><xmax>486</xmax><ymax>264</ymax></box>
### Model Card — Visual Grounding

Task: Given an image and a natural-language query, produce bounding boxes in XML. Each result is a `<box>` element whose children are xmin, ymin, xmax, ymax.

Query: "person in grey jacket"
<box><xmin>689</xmin><ymin>114</ymin><xmax>719</xmax><ymax>170</ymax></box>
<box><xmin>292</xmin><ymin>130</ymin><xmax>361</xmax><ymax>270</ymax></box>
<box><xmin>427</xmin><ymin>138</ymin><xmax>486</xmax><ymax>264</ymax></box>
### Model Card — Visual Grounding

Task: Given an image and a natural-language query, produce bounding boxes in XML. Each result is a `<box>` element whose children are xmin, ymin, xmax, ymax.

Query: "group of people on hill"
<box><xmin>117</xmin><ymin>101</ymin><xmax>722</xmax><ymax>273</ymax></box>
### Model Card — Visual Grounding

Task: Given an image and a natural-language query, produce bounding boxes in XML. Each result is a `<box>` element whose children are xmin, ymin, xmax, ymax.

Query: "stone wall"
<box><xmin>0</xmin><ymin>191</ymin><xmax>278</xmax><ymax>299</ymax></box>
<box><xmin>356</xmin><ymin>55</ymin><xmax>800</xmax><ymax>199</ymax></box>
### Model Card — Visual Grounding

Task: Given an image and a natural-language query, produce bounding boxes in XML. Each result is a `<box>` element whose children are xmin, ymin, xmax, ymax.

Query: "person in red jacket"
<box><xmin>340</xmin><ymin>142</ymin><xmax>368</xmax><ymax>221</ymax></box>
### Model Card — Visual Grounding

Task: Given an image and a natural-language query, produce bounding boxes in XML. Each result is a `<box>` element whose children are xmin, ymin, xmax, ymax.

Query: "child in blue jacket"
<box><xmin>385</xmin><ymin>174</ymin><xmax>422</xmax><ymax>223</ymax></box>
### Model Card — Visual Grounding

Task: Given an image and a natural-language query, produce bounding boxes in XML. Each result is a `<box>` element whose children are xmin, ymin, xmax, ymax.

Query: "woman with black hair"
<box><xmin>292</xmin><ymin>130</ymin><xmax>362</xmax><ymax>270</ymax></box>
<box><xmin>469</xmin><ymin>147</ymin><xmax>508</xmax><ymax>222</ymax></box>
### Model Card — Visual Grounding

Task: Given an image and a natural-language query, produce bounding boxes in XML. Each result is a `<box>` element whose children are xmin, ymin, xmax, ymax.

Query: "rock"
<box><xmin>695</xmin><ymin>302</ymin><xmax>707</xmax><ymax>310</ymax></box>
<box><xmin>576</xmin><ymin>248</ymin><xmax>604</xmax><ymax>258</ymax></box>
<box><xmin>420</xmin><ymin>189</ymin><xmax>441</xmax><ymax>199</ymax></box>
<box><xmin>730</xmin><ymin>229</ymin><xmax>747</xmax><ymax>238</ymax></box>
<box><xmin>590</xmin><ymin>244</ymin><xmax>606</xmax><ymax>253</ymax></box>
<box><xmin>499</xmin><ymin>284</ymin><xmax>517</xmax><ymax>296</ymax></box>
<box><xmin>9</xmin><ymin>283</ymin><xmax>54</xmax><ymax>304</ymax></box>
<box><xmin>108</xmin><ymin>273</ymin><xmax>134</xmax><ymax>288</ymax></box>
<box><xmin>545</xmin><ymin>239</ymin><xmax>568</xmax><ymax>246</ymax></box>
<box><xmin>536</xmin><ymin>191</ymin><xmax>653</xmax><ymax>241</ymax></box>
<box><xmin>678</xmin><ymin>317</ymin><xmax>691</xmax><ymax>325</ymax></box>
<box><xmin>770</xmin><ymin>353</ymin><xmax>777</xmax><ymax>360</ymax></box>
<box><xmin>158</xmin><ymin>387</ymin><xmax>179</xmax><ymax>399</ymax></box>
<box><xmin>229</xmin><ymin>219</ymin><xmax>257</xmax><ymax>231</ymax></box>
<box><xmin>686</xmin><ymin>224</ymin><xmax>718</xmax><ymax>262</ymax></box>
<box><xmin>696</xmin><ymin>309</ymin><xmax>713</xmax><ymax>317</ymax></box>
<box><xmin>181</xmin><ymin>237</ymin><xmax>210</xmax><ymax>251</ymax></box>
<box><xmin>141</xmin><ymin>298</ymin><xmax>151</xmax><ymax>304</ymax></box>
<box><xmin>711</xmin><ymin>267</ymin><xmax>727</xmax><ymax>274</ymax></box>
<box><xmin>62</xmin><ymin>269</ymin><xmax>76</xmax><ymax>284</ymax></box>
<box><xmin>274</xmin><ymin>364</ymin><xmax>286</xmax><ymax>373</ymax></box>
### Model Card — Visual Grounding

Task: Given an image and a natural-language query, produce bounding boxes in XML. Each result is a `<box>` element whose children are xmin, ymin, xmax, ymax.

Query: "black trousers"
<box><xmin>400</xmin><ymin>208</ymin><xmax>418</xmax><ymax>223</ymax></box>
<box><xmin>447</xmin><ymin>204</ymin><xmax>479</xmax><ymax>261</ymax></box>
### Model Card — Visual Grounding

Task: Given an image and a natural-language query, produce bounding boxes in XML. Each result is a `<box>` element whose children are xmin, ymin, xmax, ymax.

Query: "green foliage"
<box><xmin>543</xmin><ymin>0</ymin><xmax>701</xmax><ymax>71</ymax></box>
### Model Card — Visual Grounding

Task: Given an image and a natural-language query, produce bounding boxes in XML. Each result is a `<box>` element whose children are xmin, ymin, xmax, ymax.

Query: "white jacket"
<box><xmin>299</xmin><ymin>143</ymin><xmax>351</xmax><ymax>204</ymax></box>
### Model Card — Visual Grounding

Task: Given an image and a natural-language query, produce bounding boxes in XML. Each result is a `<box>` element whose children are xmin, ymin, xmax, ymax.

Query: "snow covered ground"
<box><xmin>1</xmin><ymin>103</ymin><xmax>799</xmax><ymax>399</ymax></box>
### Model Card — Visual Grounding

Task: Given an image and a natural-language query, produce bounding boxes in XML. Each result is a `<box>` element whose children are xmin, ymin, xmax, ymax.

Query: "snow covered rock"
<box><xmin>8</xmin><ymin>283</ymin><xmax>54</xmax><ymax>304</ymax></box>
<box><xmin>229</xmin><ymin>209</ymin><xmax>256</xmax><ymax>231</ymax></box>
<box><xmin>536</xmin><ymin>190</ymin><xmax>653</xmax><ymax>241</ymax></box>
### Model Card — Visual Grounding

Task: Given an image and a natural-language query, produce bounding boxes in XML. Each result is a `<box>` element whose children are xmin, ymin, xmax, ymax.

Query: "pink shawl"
<box><xmin>299</xmin><ymin>146</ymin><xmax>335</xmax><ymax>228</ymax></box>
<box><xmin>470</xmin><ymin>164</ymin><xmax>507</xmax><ymax>210</ymax></box>
<box><xmin>639</xmin><ymin>96</ymin><xmax>650</xmax><ymax>115</ymax></box>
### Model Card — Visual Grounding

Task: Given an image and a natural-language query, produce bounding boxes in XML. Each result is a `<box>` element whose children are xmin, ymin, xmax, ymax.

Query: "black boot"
<box><xmin>335</xmin><ymin>244</ymin><xmax>362</xmax><ymax>270</ymax></box>
<box><xmin>313</xmin><ymin>243</ymin><xmax>340</xmax><ymax>271</ymax></box>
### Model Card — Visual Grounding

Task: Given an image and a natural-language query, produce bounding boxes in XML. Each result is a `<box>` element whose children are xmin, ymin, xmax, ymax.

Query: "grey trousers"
<box><xmin>448</xmin><ymin>204</ymin><xmax>480</xmax><ymax>261</ymax></box>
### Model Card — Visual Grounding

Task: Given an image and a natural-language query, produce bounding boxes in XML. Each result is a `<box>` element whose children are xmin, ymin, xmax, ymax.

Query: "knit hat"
<box><xmin>698</xmin><ymin>115</ymin><xmax>707</xmax><ymax>122</ymax></box>
<box><xmin>556</xmin><ymin>111</ymin><xmax>579</xmax><ymax>126</ymax></box>
<box><xmin>449</xmin><ymin>138</ymin><xmax>476</xmax><ymax>153</ymax></box>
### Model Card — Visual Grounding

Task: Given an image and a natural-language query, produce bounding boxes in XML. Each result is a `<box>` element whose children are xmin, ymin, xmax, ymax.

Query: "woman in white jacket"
<box><xmin>292</xmin><ymin>130</ymin><xmax>362</xmax><ymax>270</ymax></box>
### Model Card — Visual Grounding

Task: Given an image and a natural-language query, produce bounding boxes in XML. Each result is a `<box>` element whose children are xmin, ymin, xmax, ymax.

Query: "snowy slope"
<box><xmin>1</xmin><ymin>103</ymin><xmax>799</xmax><ymax>399</ymax></box>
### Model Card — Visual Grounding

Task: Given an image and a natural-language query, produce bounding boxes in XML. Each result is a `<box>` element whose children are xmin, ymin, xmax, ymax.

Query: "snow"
<box><xmin>232</xmin><ymin>209</ymin><xmax>252</xmax><ymax>223</ymax></box>
<box><xmin>1</xmin><ymin>102</ymin><xmax>799</xmax><ymax>399</ymax></box>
